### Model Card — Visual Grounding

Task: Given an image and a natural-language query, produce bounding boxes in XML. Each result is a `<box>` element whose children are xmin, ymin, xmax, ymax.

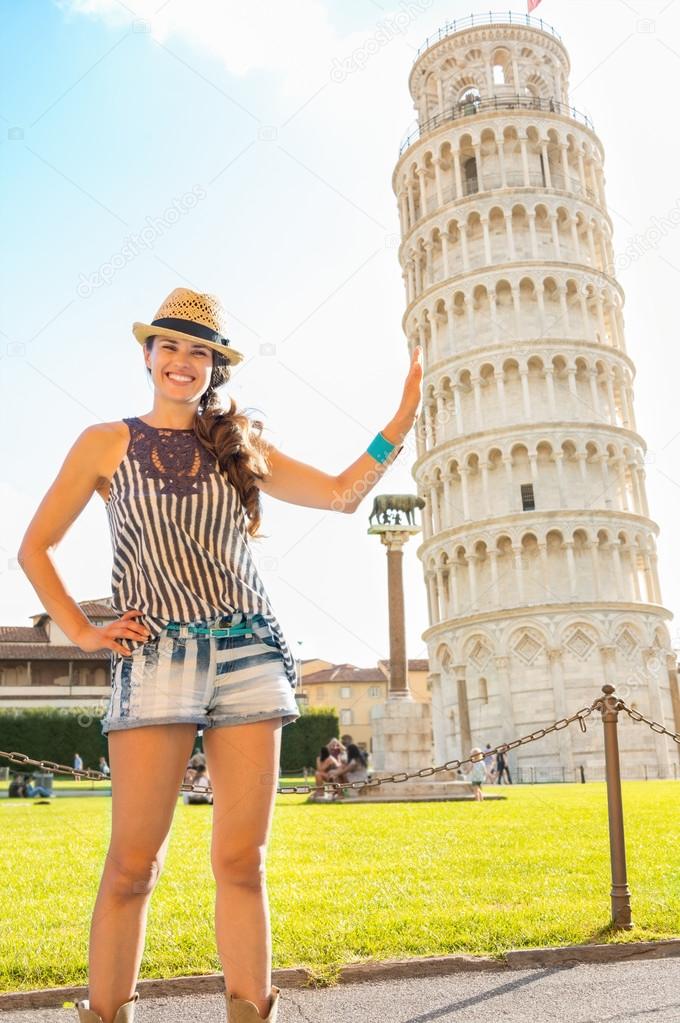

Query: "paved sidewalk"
<box><xmin>2</xmin><ymin>959</ymin><xmax>679</xmax><ymax>1022</ymax></box>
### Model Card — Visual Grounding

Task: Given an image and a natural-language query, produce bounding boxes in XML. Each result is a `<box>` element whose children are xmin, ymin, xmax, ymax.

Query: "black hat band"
<box><xmin>151</xmin><ymin>317</ymin><xmax>231</xmax><ymax>347</ymax></box>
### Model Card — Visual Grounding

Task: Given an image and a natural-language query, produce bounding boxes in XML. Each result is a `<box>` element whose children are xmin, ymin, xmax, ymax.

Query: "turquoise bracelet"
<box><xmin>367</xmin><ymin>431</ymin><xmax>400</xmax><ymax>464</ymax></box>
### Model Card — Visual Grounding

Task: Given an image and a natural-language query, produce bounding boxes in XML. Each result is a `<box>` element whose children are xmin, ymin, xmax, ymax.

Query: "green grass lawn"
<box><xmin>1</xmin><ymin>781</ymin><xmax>678</xmax><ymax>992</ymax></box>
<box><xmin>0</xmin><ymin>775</ymin><xmax>308</xmax><ymax>793</ymax></box>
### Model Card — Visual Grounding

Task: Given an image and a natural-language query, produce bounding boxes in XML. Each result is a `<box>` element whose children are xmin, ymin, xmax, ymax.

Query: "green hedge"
<box><xmin>0</xmin><ymin>705</ymin><xmax>338</xmax><ymax>778</ymax></box>
<box><xmin>280</xmin><ymin>706</ymin><xmax>339</xmax><ymax>773</ymax></box>
<box><xmin>0</xmin><ymin>706</ymin><xmax>108</xmax><ymax>777</ymax></box>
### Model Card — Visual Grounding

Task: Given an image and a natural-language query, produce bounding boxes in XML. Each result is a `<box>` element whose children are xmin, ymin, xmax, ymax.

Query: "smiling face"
<box><xmin>144</xmin><ymin>333</ymin><xmax>215</xmax><ymax>408</ymax></box>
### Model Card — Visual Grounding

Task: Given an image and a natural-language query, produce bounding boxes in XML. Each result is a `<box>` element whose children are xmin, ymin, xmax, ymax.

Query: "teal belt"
<box><xmin>165</xmin><ymin>622</ymin><xmax>254</xmax><ymax>638</ymax></box>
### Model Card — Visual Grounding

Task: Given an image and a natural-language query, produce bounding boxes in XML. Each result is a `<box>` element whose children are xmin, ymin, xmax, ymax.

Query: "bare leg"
<box><xmin>203</xmin><ymin>718</ymin><xmax>282</xmax><ymax>1020</ymax></box>
<box><xmin>313</xmin><ymin>769</ymin><xmax>325</xmax><ymax>796</ymax></box>
<box><xmin>329</xmin><ymin>769</ymin><xmax>346</xmax><ymax>798</ymax></box>
<box><xmin>88</xmin><ymin>724</ymin><xmax>197</xmax><ymax>1023</ymax></box>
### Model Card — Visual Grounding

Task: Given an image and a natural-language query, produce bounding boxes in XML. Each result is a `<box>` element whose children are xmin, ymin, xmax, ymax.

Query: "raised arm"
<box><xmin>257</xmin><ymin>345</ymin><xmax>422</xmax><ymax>513</ymax></box>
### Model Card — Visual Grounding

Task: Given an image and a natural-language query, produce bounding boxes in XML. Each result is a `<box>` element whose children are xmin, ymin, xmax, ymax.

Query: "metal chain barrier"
<box><xmin>0</xmin><ymin>702</ymin><xmax>597</xmax><ymax>797</ymax></box>
<box><xmin>616</xmin><ymin>701</ymin><xmax>680</xmax><ymax>745</ymax></box>
<box><xmin>0</xmin><ymin>693</ymin><xmax>676</xmax><ymax>798</ymax></box>
<box><xmin>304</xmin><ymin>702</ymin><xmax>597</xmax><ymax>797</ymax></box>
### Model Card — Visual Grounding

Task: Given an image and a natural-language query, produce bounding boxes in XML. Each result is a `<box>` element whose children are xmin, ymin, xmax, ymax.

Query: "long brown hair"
<box><xmin>144</xmin><ymin>336</ymin><xmax>272</xmax><ymax>539</ymax></box>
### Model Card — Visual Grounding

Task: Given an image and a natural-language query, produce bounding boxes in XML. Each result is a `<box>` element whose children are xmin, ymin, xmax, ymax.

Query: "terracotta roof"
<box><xmin>30</xmin><ymin>598</ymin><xmax>117</xmax><ymax>622</ymax></box>
<box><xmin>0</xmin><ymin>597</ymin><xmax>120</xmax><ymax>657</ymax></box>
<box><xmin>377</xmin><ymin>658</ymin><xmax>429</xmax><ymax>673</ymax></box>
<box><xmin>0</xmin><ymin>625</ymin><xmax>49</xmax><ymax>644</ymax></box>
<box><xmin>0</xmin><ymin>645</ymin><xmax>110</xmax><ymax>662</ymax></box>
<box><xmin>301</xmin><ymin>658</ymin><xmax>431</xmax><ymax>685</ymax></box>
<box><xmin>302</xmin><ymin>664</ymin><xmax>386</xmax><ymax>683</ymax></box>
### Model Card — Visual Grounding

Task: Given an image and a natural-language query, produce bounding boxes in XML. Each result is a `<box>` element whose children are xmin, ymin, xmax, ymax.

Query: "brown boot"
<box><xmin>226</xmin><ymin>985</ymin><xmax>280</xmax><ymax>1022</ymax></box>
<box><xmin>75</xmin><ymin>991</ymin><xmax>139</xmax><ymax>1023</ymax></box>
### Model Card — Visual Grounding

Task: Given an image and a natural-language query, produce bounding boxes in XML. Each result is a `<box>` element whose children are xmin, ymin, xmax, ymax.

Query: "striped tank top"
<box><xmin>105</xmin><ymin>416</ymin><xmax>298</xmax><ymax>690</ymax></box>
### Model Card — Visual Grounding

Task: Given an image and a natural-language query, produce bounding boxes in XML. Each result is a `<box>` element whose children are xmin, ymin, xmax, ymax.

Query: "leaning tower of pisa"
<box><xmin>393</xmin><ymin>12</ymin><xmax>679</xmax><ymax>780</ymax></box>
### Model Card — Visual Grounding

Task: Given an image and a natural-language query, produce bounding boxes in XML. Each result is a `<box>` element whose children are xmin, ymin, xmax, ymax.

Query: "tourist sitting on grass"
<box><xmin>313</xmin><ymin>745</ymin><xmax>340</xmax><ymax>799</ymax></box>
<box><xmin>25</xmin><ymin>776</ymin><xmax>52</xmax><ymax>798</ymax></box>
<box><xmin>181</xmin><ymin>762</ymin><xmax>198</xmax><ymax>805</ymax></box>
<box><xmin>187</xmin><ymin>763</ymin><xmax>213</xmax><ymax>805</ymax></box>
<box><xmin>7</xmin><ymin>773</ymin><xmax>51</xmax><ymax>798</ymax></box>
<box><xmin>190</xmin><ymin>751</ymin><xmax>206</xmax><ymax>770</ymax></box>
<box><xmin>326</xmin><ymin>744</ymin><xmax>369</xmax><ymax>799</ymax></box>
<box><xmin>8</xmin><ymin>774</ymin><xmax>27</xmax><ymax>798</ymax></box>
<box><xmin>327</xmin><ymin>737</ymin><xmax>346</xmax><ymax>765</ymax></box>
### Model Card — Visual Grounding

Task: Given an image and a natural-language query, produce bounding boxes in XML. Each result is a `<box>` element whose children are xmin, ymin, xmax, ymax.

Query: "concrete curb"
<box><xmin>1</xmin><ymin>939</ymin><xmax>678</xmax><ymax>1011</ymax></box>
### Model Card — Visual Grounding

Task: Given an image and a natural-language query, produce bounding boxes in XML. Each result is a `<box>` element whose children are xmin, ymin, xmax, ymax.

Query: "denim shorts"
<box><xmin>100</xmin><ymin>611</ymin><xmax>300</xmax><ymax>736</ymax></box>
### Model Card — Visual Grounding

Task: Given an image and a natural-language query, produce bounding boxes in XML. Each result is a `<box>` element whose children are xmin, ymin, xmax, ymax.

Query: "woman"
<box><xmin>326</xmin><ymin>737</ymin><xmax>346</xmax><ymax>765</ymax></box>
<box><xmin>17</xmin><ymin>287</ymin><xmax>422</xmax><ymax>1023</ymax></box>
<box><xmin>327</xmin><ymin>743</ymin><xmax>369</xmax><ymax>799</ymax></box>
<box><xmin>313</xmin><ymin>745</ymin><xmax>340</xmax><ymax>799</ymax></box>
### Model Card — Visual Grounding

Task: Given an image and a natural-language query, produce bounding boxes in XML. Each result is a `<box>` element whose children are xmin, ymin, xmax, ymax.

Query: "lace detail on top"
<box><xmin>125</xmin><ymin>417</ymin><xmax>218</xmax><ymax>499</ymax></box>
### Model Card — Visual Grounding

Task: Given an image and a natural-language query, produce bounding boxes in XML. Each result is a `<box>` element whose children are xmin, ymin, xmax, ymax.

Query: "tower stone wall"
<box><xmin>392</xmin><ymin>13</ymin><xmax>679</xmax><ymax>780</ymax></box>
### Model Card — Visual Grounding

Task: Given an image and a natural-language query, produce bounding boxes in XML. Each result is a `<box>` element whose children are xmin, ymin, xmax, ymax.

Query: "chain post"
<box><xmin>596</xmin><ymin>684</ymin><xmax>634</xmax><ymax>930</ymax></box>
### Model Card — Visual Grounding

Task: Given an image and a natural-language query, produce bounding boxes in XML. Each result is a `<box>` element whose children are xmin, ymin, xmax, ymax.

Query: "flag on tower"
<box><xmin>528</xmin><ymin>0</ymin><xmax>544</xmax><ymax>11</ymax></box>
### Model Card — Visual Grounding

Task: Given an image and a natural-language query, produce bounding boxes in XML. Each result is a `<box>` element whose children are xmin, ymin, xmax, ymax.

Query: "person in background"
<box><xmin>25</xmin><ymin>775</ymin><xmax>52</xmax><ymax>798</ymax></box>
<box><xmin>98</xmin><ymin>756</ymin><xmax>110</xmax><ymax>778</ymax></box>
<box><xmin>187</xmin><ymin>763</ymin><xmax>213</xmax><ymax>804</ymax></box>
<box><xmin>327</xmin><ymin>737</ymin><xmax>346</xmax><ymax>766</ymax></box>
<box><xmin>328</xmin><ymin>744</ymin><xmax>369</xmax><ymax>799</ymax></box>
<box><xmin>8</xmin><ymin>773</ymin><xmax>27</xmax><ymax>798</ymax></box>
<box><xmin>73</xmin><ymin>751</ymin><xmax>83</xmax><ymax>784</ymax></box>
<box><xmin>464</xmin><ymin>748</ymin><xmax>487</xmax><ymax>801</ymax></box>
<box><xmin>495</xmin><ymin>748</ymin><xmax>512</xmax><ymax>784</ymax></box>
<box><xmin>181</xmin><ymin>761</ymin><xmax>198</xmax><ymax>805</ymax></box>
<box><xmin>483</xmin><ymin>744</ymin><xmax>495</xmax><ymax>781</ymax></box>
<box><xmin>313</xmin><ymin>745</ymin><xmax>340</xmax><ymax>799</ymax></box>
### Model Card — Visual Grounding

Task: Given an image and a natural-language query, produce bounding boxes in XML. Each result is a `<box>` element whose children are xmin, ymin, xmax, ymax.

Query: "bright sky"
<box><xmin>3</xmin><ymin>0</ymin><xmax>680</xmax><ymax>669</ymax></box>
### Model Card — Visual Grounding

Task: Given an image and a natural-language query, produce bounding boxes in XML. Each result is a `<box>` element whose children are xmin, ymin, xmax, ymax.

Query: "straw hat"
<box><xmin>132</xmin><ymin>287</ymin><xmax>245</xmax><ymax>365</ymax></box>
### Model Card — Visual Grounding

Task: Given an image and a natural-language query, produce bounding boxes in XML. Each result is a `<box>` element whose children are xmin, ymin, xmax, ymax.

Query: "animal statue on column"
<box><xmin>368</xmin><ymin>493</ymin><xmax>426</xmax><ymax>526</ymax></box>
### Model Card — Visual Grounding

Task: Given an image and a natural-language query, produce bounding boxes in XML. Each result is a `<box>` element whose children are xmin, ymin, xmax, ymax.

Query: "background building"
<box><xmin>299</xmin><ymin>659</ymin><xmax>430</xmax><ymax>754</ymax></box>
<box><xmin>0</xmin><ymin>598</ymin><xmax>114</xmax><ymax>708</ymax></box>
<box><xmin>393</xmin><ymin>12</ymin><xmax>680</xmax><ymax>780</ymax></box>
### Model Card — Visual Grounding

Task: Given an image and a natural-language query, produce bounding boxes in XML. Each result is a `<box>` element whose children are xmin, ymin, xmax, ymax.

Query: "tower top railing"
<box><xmin>413</xmin><ymin>11</ymin><xmax>562</xmax><ymax>62</ymax></box>
<box><xmin>399</xmin><ymin>94</ymin><xmax>594</xmax><ymax>156</ymax></box>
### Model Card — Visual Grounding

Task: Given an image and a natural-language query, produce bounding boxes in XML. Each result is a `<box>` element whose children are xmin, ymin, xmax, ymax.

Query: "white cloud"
<box><xmin>56</xmin><ymin>0</ymin><xmax>358</xmax><ymax>96</ymax></box>
<box><xmin>54</xmin><ymin>0</ymin><xmax>436</xmax><ymax>104</ymax></box>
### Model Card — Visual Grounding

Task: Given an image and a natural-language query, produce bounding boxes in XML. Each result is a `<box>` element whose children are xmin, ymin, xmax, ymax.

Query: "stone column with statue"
<box><xmin>364</xmin><ymin>493</ymin><xmax>497</xmax><ymax>802</ymax></box>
